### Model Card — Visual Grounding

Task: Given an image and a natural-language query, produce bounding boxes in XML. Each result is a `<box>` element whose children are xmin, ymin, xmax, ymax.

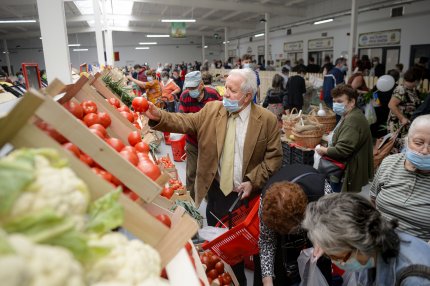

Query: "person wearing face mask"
<box><xmin>178</xmin><ymin>71</ymin><xmax>221</xmax><ymax>199</ymax></box>
<box><xmin>387</xmin><ymin>69</ymin><xmax>422</xmax><ymax>153</ymax></box>
<box><xmin>369</xmin><ymin>56</ymin><xmax>386</xmax><ymax>78</ymax></box>
<box><xmin>171</xmin><ymin>69</ymin><xmax>183</xmax><ymax>93</ymax></box>
<box><xmin>322</xmin><ymin>58</ymin><xmax>347</xmax><ymax>109</ymax></box>
<box><xmin>242</xmin><ymin>54</ymin><xmax>261</xmax><ymax>104</ymax></box>
<box><xmin>127</xmin><ymin>70</ymin><xmax>162</xmax><ymax>107</ymax></box>
<box><xmin>370</xmin><ymin>114</ymin><xmax>430</xmax><ymax>241</ymax></box>
<box><xmin>315</xmin><ymin>84</ymin><xmax>373</xmax><ymax>193</ymax></box>
<box><xmin>303</xmin><ymin>193</ymin><xmax>430</xmax><ymax>286</ymax></box>
<box><xmin>160</xmin><ymin>70</ymin><xmax>180</xmax><ymax>112</ymax></box>
<box><xmin>144</xmin><ymin>68</ymin><xmax>282</xmax><ymax>286</ymax></box>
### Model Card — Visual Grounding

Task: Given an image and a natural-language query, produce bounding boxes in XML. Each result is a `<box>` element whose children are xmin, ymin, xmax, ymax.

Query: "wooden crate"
<box><xmin>0</xmin><ymin>90</ymin><xmax>199</xmax><ymax>269</ymax></box>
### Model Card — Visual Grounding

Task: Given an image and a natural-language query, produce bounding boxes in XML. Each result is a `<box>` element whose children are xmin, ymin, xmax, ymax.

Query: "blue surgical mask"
<box><xmin>333</xmin><ymin>102</ymin><xmax>346</xmax><ymax>116</ymax></box>
<box><xmin>243</xmin><ymin>63</ymin><xmax>250</xmax><ymax>69</ymax></box>
<box><xmin>332</xmin><ymin>253</ymin><xmax>375</xmax><ymax>272</ymax></box>
<box><xmin>18</xmin><ymin>75</ymin><xmax>24</xmax><ymax>80</ymax></box>
<box><xmin>406</xmin><ymin>147</ymin><xmax>430</xmax><ymax>170</ymax></box>
<box><xmin>340</xmin><ymin>65</ymin><xmax>348</xmax><ymax>73</ymax></box>
<box><xmin>147</xmin><ymin>76</ymin><xmax>153</xmax><ymax>81</ymax></box>
<box><xmin>189</xmin><ymin>89</ymin><xmax>200</xmax><ymax>98</ymax></box>
<box><xmin>223</xmin><ymin>94</ymin><xmax>246</xmax><ymax>113</ymax></box>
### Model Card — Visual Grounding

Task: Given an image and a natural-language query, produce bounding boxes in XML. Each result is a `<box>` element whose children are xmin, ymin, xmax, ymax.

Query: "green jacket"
<box><xmin>327</xmin><ymin>107</ymin><xmax>374</xmax><ymax>192</ymax></box>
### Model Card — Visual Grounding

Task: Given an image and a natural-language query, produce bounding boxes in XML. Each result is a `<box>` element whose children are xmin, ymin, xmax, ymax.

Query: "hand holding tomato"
<box><xmin>144</xmin><ymin>101</ymin><xmax>162</xmax><ymax>121</ymax></box>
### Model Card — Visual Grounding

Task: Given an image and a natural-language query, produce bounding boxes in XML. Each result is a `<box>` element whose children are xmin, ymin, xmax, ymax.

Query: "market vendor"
<box><xmin>178</xmin><ymin>71</ymin><xmax>221</xmax><ymax>199</ymax></box>
<box><xmin>145</xmin><ymin>68</ymin><xmax>283</xmax><ymax>285</ymax></box>
<box><xmin>127</xmin><ymin>70</ymin><xmax>162</xmax><ymax>107</ymax></box>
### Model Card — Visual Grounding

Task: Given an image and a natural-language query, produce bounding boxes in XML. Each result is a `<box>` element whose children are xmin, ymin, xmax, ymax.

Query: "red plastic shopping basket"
<box><xmin>202</xmin><ymin>196</ymin><xmax>260</xmax><ymax>266</ymax></box>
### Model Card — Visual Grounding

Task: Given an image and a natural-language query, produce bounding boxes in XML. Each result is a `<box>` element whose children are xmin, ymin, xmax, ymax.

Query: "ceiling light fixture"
<box><xmin>73</xmin><ymin>48</ymin><xmax>88</xmax><ymax>52</ymax></box>
<box><xmin>254</xmin><ymin>33</ymin><xmax>265</xmax><ymax>37</ymax></box>
<box><xmin>204</xmin><ymin>46</ymin><xmax>208</xmax><ymax>48</ymax></box>
<box><xmin>260</xmin><ymin>18</ymin><xmax>267</xmax><ymax>23</ymax></box>
<box><xmin>135</xmin><ymin>47</ymin><xmax>150</xmax><ymax>50</ymax></box>
<box><xmin>68</xmin><ymin>44</ymin><xmax>81</xmax><ymax>47</ymax></box>
<box><xmin>161</xmin><ymin>19</ymin><xmax>196</xmax><ymax>23</ymax></box>
<box><xmin>223</xmin><ymin>41</ymin><xmax>230</xmax><ymax>44</ymax></box>
<box><xmin>0</xmin><ymin>20</ymin><xmax>36</xmax><ymax>23</ymax></box>
<box><xmin>139</xmin><ymin>42</ymin><xmax>157</xmax><ymax>45</ymax></box>
<box><xmin>146</xmin><ymin>35</ymin><xmax>170</xmax><ymax>38</ymax></box>
<box><xmin>313</xmin><ymin>18</ymin><xmax>333</xmax><ymax>25</ymax></box>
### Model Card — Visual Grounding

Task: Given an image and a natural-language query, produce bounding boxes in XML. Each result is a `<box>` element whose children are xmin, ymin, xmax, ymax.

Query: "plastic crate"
<box><xmin>282</xmin><ymin>142</ymin><xmax>294</xmax><ymax>165</ymax></box>
<box><xmin>292</xmin><ymin>147</ymin><xmax>314</xmax><ymax>166</ymax></box>
<box><xmin>202</xmin><ymin>197</ymin><xmax>260</xmax><ymax>266</ymax></box>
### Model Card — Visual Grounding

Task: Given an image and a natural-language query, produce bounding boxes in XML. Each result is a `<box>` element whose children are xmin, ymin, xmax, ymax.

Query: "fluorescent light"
<box><xmin>135</xmin><ymin>47</ymin><xmax>150</xmax><ymax>50</ymax></box>
<box><xmin>73</xmin><ymin>48</ymin><xmax>88</xmax><ymax>52</ymax></box>
<box><xmin>0</xmin><ymin>20</ymin><xmax>36</xmax><ymax>23</ymax></box>
<box><xmin>254</xmin><ymin>33</ymin><xmax>265</xmax><ymax>37</ymax></box>
<box><xmin>139</xmin><ymin>42</ymin><xmax>157</xmax><ymax>45</ymax></box>
<box><xmin>146</xmin><ymin>34</ymin><xmax>170</xmax><ymax>38</ymax></box>
<box><xmin>204</xmin><ymin>46</ymin><xmax>208</xmax><ymax>48</ymax></box>
<box><xmin>161</xmin><ymin>19</ymin><xmax>196</xmax><ymax>23</ymax></box>
<box><xmin>313</xmin><ymin>18</ymin><xmax>333</xmax><ymax>25</ymax></box>
<box><xmin>68</xmin><ymin>44</ymin><xmax>81</xmax><ymax>47</ymax></box>
<box><xmin>223</xmin><ymin>41</ymin><xmax>230</xmax><ymax>44</ymax></box>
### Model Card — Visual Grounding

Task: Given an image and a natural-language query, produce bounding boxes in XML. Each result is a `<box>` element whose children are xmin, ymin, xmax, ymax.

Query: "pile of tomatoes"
<box><xmin>160</xmin><ymin>178</ymin><xmax>186</xmax><ymax>200</ymax></box>
<box><xmin>200</xmin><ymin>251</ymin><xmax>233</xmax><ymax>285</ymax></box>
<box><xmin>106</xmin><ymin>97</ymin><xmax>142</xmax><ymax>129</ymax></box>
<box><xmin>158</xmin><ymin>155</ymin><xmax>175</xmax><ymax>169</ymax></box>
<box><xmin>38</xmin><ymin>99</ymin><xmax>162</xmax><ymax>202</ymax></box>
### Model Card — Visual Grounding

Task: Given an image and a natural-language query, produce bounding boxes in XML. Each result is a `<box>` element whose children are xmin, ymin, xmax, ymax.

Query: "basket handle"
<box><xmin>227</xmin><ymin>192</ymin><xmax>249</xmax><ymax>229</ymax></box>
<box><xmin>289</xmin><ymin>107</ymin><xmax>298</xmax><ymax>118</ymax></box>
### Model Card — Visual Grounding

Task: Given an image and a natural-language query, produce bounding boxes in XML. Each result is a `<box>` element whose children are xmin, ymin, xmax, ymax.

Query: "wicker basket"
<box><xmin>291</xmin><ymin>117</ymin><xmax>324</xmax><ymax>149</ymax></box>
<box><xmin>282</xmin><ymin>108</ymin><xmax>304</xmax><ymax>137</ymax></box>
<box><xmin>309</xmin><ymin>106</ymin><xmax>337</xmax><ymax>134</ymax></box>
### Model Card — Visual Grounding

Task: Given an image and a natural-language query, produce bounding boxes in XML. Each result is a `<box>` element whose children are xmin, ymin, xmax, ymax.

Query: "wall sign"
<box><xmin>358</xmin><ymin>29</ymin><xmax>401</xmax><ymax>47</ymax></box>
<box><xmin>247</xmin><ymin>46</ymin><xmax>253</xmax><ymax>53</ymax></box>
<box><xmin>308</xmin><ymin>37</ymin><xmax>333</xmax><ymax>51</ymax></box>
<box><xmin>283</xmin><ymin>41</ymin><xmax>303</xmax><ymax>52</ymax></box>
<box><xmin>257</xmin><ymin>45</ymin><xmax>272</xmax><ymax>55</ymax></box>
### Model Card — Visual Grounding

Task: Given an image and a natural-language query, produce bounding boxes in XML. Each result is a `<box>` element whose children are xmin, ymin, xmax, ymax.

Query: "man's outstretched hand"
<box><xmin>144</xmin><ymin>102</ymin><xmax>162</xmax><ymax>121</ymax></box>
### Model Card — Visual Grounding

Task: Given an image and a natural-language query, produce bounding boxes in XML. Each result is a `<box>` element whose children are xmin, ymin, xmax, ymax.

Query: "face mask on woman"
<box><xmin>406</xmin><ymin>147</ymin><xmax>430</xmax><ymax>170</ymax></box>
<box><xmin>162</xmin><ymin>77</ymin><xmax>169</xmax><ymax>83</ymax></box>
<box><xmin>332</xmin><ymin>251</ymin><xmax>375</xmax><ymax>272</ymax></box>
<box><xmin>333</xmin><ymin>102</ymin><xmax>346</xmax><ymax>116</ymax></box>
<box><xmin>243</xmin><ymin>63</ymin><xmax>250</xmax><ymax>69</ymax></box>
<box><xmin>147</xmin><ymin>76</ymin><xmax>153</xmax><ymax>82</ymax></box>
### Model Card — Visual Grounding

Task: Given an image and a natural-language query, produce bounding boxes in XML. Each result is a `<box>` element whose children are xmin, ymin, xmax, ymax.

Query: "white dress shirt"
<box><xmin>233</xmin><ymin>103</ymin><xmax>251</xmax><ymax>188</ymax></box>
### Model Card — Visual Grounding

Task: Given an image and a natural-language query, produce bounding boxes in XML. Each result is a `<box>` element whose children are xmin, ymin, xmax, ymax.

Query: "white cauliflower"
<box><xmin>9</xmin><ymin>154</ymin><xmax>90</xmax><ymax>229</ymax></box>
<box><xmin>0</xmin><ymin>233</ymin><xmax>85</xmax><ymax>286</ymax></box>
<box><xmin>86</xmin><ymin>232</ymin><xmax>161</xmax><ymax>285</ymax></box>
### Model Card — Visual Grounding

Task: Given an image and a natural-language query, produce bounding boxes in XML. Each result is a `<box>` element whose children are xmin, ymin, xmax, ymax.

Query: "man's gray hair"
<box><xmin>228</xmin><ymin>68</ymin><xmax>257</xmax><ymax>96</ymax></box>
<box><xmin>302</xmin><ymin>193</ymin><xmax>399</xmax><ymax>256</ymax></box>
<box><xmin>408</xmin><ymin>114</ymin><xmax>430</xmax><ymax>138</ymax></box>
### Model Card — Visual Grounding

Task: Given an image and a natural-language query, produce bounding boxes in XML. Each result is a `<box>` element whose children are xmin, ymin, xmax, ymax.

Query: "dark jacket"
<box><xmin>284</xmin><ymin>75</ymin><xmax>306</xmax><ymax>110</ymax></box>
<box><xmin>263</xmin><ymin>89</ymin><xmax>287</xmax><ymax>108</ymax></box>
<box><xmin>327</xmin><ymin>107</ymin><xmax>374</xmax><ymax>192</ymax></box>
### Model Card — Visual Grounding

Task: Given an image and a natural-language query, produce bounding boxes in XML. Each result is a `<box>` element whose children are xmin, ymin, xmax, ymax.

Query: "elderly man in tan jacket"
<box><xmin>144</xmin><ymin>68</ymin><xmax>282</xmax><ymax>285</ymax></box>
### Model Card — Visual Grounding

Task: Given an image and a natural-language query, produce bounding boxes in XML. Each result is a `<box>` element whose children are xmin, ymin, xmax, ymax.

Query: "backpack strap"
<box><xmin>395</xmin><ymin>264</ymin><xmax>430</xmax><ymax>286</ymax></box>
<box><xmin>290</xmin><ymin>172</ymin><xmax>319</xmax><ymax>183</ymax></box>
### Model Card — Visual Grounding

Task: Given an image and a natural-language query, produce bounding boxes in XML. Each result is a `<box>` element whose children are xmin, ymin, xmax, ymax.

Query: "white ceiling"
<box><xmin>0</xmin><ymin>0</ymin><xmax>425</xmax><ymax>41</ymax></box>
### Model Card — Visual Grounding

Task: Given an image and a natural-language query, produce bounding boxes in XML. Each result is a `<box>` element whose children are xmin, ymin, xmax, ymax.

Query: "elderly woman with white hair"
<box><xmin>370</xmin><ymin>114</ymin><xmax>430</xmax><ymax>241</ymax></box>
<box><xmin>302</xmin><ymin>193</ymin><xmax>430</xmax><ymax>286</ymax></box>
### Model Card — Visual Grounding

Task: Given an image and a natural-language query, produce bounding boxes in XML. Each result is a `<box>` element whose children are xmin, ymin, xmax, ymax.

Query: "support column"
<box><xmin>2</xmin><ymin>39</ymin><xmax>12</xmax><ymax>76</ymax></box>
<box><xmin>264</xmin><ymin>13</ymin><xmax>269</xmax><ymax>67</ymax></box>
<box><xmin>36</xmin><ymin>0</ymin><xmax>72</xmax><ymax>84</ymax></box>
<box><xmin>104</xmin><ymin>29</ymin><xmax>114</xmax><ymax>67</ymax></box>
<box><xmin>224</xmin><ymin>27</ymin><xmax>228</xmax><ymax>63</ymax></box>
<box><xmin>348</xmin><ymin>0</ymin><xmax>358</xmax><ymax>75</ymax></box>
<box><xmin>93</xmin><ymin>0</ymin><xmax>105</xmax><ymax>66</ymax></box>
<box><xmin>202</xmin><ymin>35</ymin><xmax>205</xmax><ymax>65</ymax></box>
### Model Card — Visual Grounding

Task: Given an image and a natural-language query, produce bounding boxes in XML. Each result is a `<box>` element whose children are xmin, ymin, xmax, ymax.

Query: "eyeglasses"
<box><xmin>326</xmin><ymin>249</ymin><xmax>356</xmax><ymax>265</ymax></box>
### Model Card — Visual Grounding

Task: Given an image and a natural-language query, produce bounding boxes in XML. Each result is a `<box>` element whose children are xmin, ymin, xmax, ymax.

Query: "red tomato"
<box><xmin>222</xmin><ymin>273</ymin><xmax>232</xmax><ymax>285</ymax></box>
<box><xmin>79</xmin><ymin>153</ymin><xmax>94</xmax><ymax>166</ymax></box>
<box><xmin>155</xmin><ymin>214</ymin><xmax>172</xmax><ymax>228</ymax></box>
<box><xmin>122</xmin><ymin>146</ymin><xmax>137</xmax><ymax>154</ymax></box>
<box><xmin>62</xmin><ymin>142</ymin><xmax>80</xmax><ymax>157</ymax></box>
<box><xmin>105</xmin><ymin>138</ymin><xmax>125</xmax><ymax>152</ymax></box>
<box><xmin>137</xmin><ymin>161</ymin><xmax>161</xmax><ymax>181</ymax></box>
<box><xmin>107</xmin><ymin>97</ymin><xmax>120</xmax><ymax>108</ymax></box>
<box><xmin>63</xmin><ymin>101</ymin><xmax>83</xmax><ymax>119</ymax></box>
<box><xmin>120</xmin><ymin>111</ymin><xmax>134</xmax><ymax>123</ymax></box>
<box><xmin>83</xmin><ymin>113</ymin><xmax>100</xmax><ymax>127</ymax></box>
<box><xmin>89</xmin><ymin>124</ymin><xmax>108</xmax><ymax>138</ymax></box>
<box><xmin>128</xmin><ymin>191</ymin><xmax>140</xmax><ymax>201</ymax></box>
<box><xmin>135</xmin><ymin>142</ymin><xmax>150</xmax><ymax>153</ymax></box>
<box><xmin>185</xmin><ymin>242</ymin><xmax>193</xmax><ymax>255</ymax></box>
<box><xmin>47</xmin><ymin>127</ymin><xmax>68</xmax><ymax>144</ymax></box>
<box><xmin>217</xmin><ymin>275</ymin><xmax>224</xmax><ymax>285</ymax></box>
<box><xmin>98</xmin><ymin>112</ymin><xmax>111</xmax><ymax>128</ymax></box>
<box><xmin>160</xmin><ymin>186</ymin><xmax>174</xmax><ymax>199</ymax></box>
<box><xmin>119</xmin><ymin>150</ymin><xmax>139</xmax><ymax>166</ymax></box>
<box><xmin>117</xmin><ymin>105</ymin><xmax>130</xmax><ymax>113</ymax></box>
<box><xmin>81</xmin><ymin>100</ymin><xmax>98</xmax><ymax>114</ymax></box>
<box><xmin>89</xmin><ymin>128</ymin><xmax>105</xmax><ymax>139</ymax></box>
<box><xmin>111</xmin><ymin>175</ymin><xmax>122</xmax><ymax>187</ymax></box>
<box><xmin>160</xmin><ymin>268</ymin><xmax>168</xmax><ymax>279</ymax></box>
<box><xmin>127</xmin><ymin>131</ymin><xmax>142</xmax><ymax>146</ymax></box>
<box><xmin>134</xmin><ymin>123</ymin><xmax>141</xmax><ymax>130</ymax></box>
<box><xmin>132</xmin><ymin>97</ymin><xmax>149</xmax><ymax>113</ymax></box>
<box><xmin>99</xmin><ymin>169</ymin><xmax>113</xmax><ymax>182</ymax></box>
<box><xmin>215</xmin><ymin>261</ymin><xmax>224</xmax><ymax>274</ymax></box>
<box><xmin>207</xmin><ymin>269</ymin><xmax>218</xmax><ymax>280</ymax></box>
<box><xmin>137</xmin><ymin>152</ymin><xmax>151</xmax><ymax>163</ymax></box>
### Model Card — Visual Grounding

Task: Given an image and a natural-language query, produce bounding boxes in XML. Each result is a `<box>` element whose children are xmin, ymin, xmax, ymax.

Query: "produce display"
<box><xmin>199</xmin><ymin>251</ymin><xmax>233</xmax><ymax>286</ymax></box>
<box><xmin>0</xmin><ymin>148</ymin><xmax>168</xmax><ymax>285</ymax></box>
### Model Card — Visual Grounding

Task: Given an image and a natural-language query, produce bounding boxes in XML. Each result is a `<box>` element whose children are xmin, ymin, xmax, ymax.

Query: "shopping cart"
<box><xmin>202</xmin><ymin>195</ymin><xmax>260</xmax><ymax>266</ymax></box>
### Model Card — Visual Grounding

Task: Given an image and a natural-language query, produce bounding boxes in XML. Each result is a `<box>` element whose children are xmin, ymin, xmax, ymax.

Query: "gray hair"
<box><xmin>228</xmin><ymin>68</ymin><xmax>257</xmax><ymax>96</ymax></box>
<box><xmin>302</xmin><ymin>193</ymin><xmax>399</xmax><ymax>260</ymax></box>
<box><xmin>408</xmin><ymin>114</ymin><xmax>430</xmax><ymax>138</ymax></box>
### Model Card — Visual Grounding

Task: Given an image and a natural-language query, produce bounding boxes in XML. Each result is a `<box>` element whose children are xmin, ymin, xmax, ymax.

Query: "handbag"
<box><xmin>317</xmin><ymin>156</ymin><xmax>346</xmax><ymax>184</ymax></box>
<box><xmin>373</xmin><ymin>126</ymin><xmax>403</xmax><ymax>170</ymax></box>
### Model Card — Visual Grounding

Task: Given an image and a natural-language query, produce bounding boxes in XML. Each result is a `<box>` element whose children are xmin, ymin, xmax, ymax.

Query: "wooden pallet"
<box><xmin>0</xmin><ymin>90</ymin><xmax>199</xmax><ymax>269</ymax></box>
